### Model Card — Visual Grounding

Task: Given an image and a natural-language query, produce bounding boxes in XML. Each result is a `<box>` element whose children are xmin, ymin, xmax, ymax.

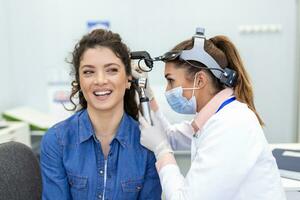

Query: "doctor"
<box><xmin>135</xmin><ymin>28</ymin><xmax>286</xmax><ymax>200</ymax></box>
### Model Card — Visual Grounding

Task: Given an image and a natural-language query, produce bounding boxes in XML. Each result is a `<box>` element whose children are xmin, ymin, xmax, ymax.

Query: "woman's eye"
<box><xmin>83</xmin><ymin>70</ymin><xmax>94</xmax><ymax>75</ymax></box>
<box><xmin>167</xmin><ymin>78</ymin><xmax>174</xmax><ymax>84</ymax></box>
<box><xmin>106</xmin><ymin>68</ymin><xmax>118</xmax><ymax>73</ymax></box>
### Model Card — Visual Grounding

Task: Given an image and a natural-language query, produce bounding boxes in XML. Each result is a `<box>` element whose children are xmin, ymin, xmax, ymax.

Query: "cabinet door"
<box><xmin>286</xmin><ymin>191</ymin><xmax>300</xmax><ymax>200</ymax></box>
<box><xmin>0</xmin><ymin>131</ymin><xmax>16</xmax><ymax>144</ymax></box>
<box><xmin>13</xmin><ymin>126</ymin><xmax>31</xmax><ymax>147</ymax></box>
<box><xmin>0</xmin><ymin>122</ymin><xmax>31</xmax><ymax>147</ymax></box>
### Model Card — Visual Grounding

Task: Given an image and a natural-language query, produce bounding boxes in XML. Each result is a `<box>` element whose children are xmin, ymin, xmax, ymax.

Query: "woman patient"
<box><xmin>40</xmin><ymin>29</ymin><xmax>162</xmax><ymax>200</ymax></box>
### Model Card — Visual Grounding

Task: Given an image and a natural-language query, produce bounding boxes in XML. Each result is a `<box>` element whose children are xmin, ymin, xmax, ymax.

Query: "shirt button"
<box><xmin>99</xmin><ymin>170</ymin><xmax>104</xmax><ymax>175</ymax></box>
<box><xmin>136</xmin><ymin>186</ymin><xmax>142</xmax><ymax>190</ymax></box>
<box><xmin>98</xmin><ymin>194</ymin><xmax>102</xmax><ymax>199</ymax></box>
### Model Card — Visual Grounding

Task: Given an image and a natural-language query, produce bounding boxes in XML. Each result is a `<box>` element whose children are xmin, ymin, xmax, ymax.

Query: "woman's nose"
<box><xmin>94</xmin><ymin>72</ymin><xmax>107</xmax><ymax>85</ymax></box>
<box><xmin>165</xmin><ymin>85</ymin><xmax>171</xmax><ymax>92</ymax></box>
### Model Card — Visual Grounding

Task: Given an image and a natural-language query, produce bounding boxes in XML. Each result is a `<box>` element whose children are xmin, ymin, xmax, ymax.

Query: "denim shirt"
<box><xmin>40</xmin><ymin>109</ymin><xmax>162</xmax><ymax>200</ymax></box>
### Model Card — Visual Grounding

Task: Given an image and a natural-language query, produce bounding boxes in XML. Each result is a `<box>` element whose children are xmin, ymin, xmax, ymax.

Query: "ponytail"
<box><xmin>210</xmin><ymin>36</ymin><xmax>264</xmax><ymax>126</ymax></box>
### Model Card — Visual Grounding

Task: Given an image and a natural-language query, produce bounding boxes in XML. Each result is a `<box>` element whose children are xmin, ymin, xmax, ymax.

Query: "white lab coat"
<box><xmin>155</xmin><ymin>100</ymin><xmax>286</xmax><ymax>200</ymax></box>
<box><xmin>154</xmin><ymin>110</ymin><xmax>192</xmax><ymax>150</ymax></box>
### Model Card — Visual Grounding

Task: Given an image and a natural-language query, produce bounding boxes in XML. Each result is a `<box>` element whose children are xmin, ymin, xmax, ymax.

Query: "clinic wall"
<box><xmin>297</xmin><ymin>0</ymin><xmax>300</xmax><ymax>142</ymax></box>
<box><xmin>2</xmin><ymin>0</ymin><xmax>298</xmax><ymax>142</ymax></box>
<box><xmin>0</xmin><ymin>0</ymin><xmax>15</xmax><ymax>113</ymax></box>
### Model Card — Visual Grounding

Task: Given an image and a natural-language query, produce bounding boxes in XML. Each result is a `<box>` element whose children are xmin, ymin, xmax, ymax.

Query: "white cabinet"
<box><xmin>281</xmin><ymin>178</ymin><xmax>300</xmax><ymax>200</ymax></box>
<box><xmin>286</xmin><ymin>191</ymin><xmax>300</xmax><ymax>200</ymax></box>
<box><xmin>0</xmin><ymin>122</ymin><xmax>31</xmax><ymax>147</ymax></box>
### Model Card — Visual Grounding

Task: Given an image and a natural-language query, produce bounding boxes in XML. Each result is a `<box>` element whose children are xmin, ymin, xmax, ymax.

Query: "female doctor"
<box><xmin>135</xmin><ymin>28</ymin><xmax>286</xmax><ymax>200</ymax></box>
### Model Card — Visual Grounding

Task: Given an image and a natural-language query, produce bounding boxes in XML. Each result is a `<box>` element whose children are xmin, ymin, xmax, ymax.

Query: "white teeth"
<box><xmin>94</xmin><ymin>90</ymin><xmax>112</xmax><ymax>96</ymax></box>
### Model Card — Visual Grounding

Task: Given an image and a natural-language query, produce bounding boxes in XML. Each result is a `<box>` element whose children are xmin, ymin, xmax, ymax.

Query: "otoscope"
<box><xmin>135</xmin><ymin>77</ymin><xmax>153</xmax><ymax>125</ymax></box>
<box><xmin>130</xmin><ymin>51</ymin><xmax>154</xmax><ymax>125</ymax></box>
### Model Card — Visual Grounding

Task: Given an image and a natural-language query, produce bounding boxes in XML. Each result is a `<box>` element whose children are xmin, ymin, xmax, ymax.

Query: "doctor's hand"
<box><xmin>131</xmin><ymin>63</ymin><xmax>154</xmax><ymax>101</ymax></box>
<box><xmin>139</xmin><ymin>113</ymin><xmax>173</xmax><ymax>160</ymax></box>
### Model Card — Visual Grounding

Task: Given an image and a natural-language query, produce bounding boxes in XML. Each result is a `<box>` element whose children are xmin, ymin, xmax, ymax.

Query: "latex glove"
<box><xmin>139</xmin><ymin>112</ymin><xmax>173</xmax><ymax>160</ymax></box>
<box><xmin>131</xmin><ymin>63</ymin><xmax>154</xmax><ymax>100</ymax></box>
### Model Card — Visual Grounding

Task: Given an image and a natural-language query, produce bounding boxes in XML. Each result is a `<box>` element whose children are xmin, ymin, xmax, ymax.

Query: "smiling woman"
<box><xmin>40</xmin><ymin>29</ymin><xmax>162</xmax><ymax>200</ymax></box>
<box><xmin>79</xmin><ymin>47</ymin><xmax>131</xmax><ymax>117</ymax></box>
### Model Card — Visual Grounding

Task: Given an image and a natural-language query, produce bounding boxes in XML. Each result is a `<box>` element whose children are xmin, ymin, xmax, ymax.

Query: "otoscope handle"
<box><xmin>140</xmin><ymin>97</ymin><xmax>153</xmax><ymax>125</ymax></box>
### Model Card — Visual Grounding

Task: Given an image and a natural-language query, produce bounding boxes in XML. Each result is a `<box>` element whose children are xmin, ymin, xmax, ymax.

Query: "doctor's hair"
<box><xmin>169</xmin><ymin>36</ymin><xmax>264</xmax><ymax>126</ymax></box>
<box><xmin>67</xmin><ymin>29</ymin><xmax>139</xmax><ymax>121</ymax></box>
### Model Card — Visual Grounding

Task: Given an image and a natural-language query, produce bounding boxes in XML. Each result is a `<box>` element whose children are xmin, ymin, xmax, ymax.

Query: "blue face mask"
<box><xmin>165</xmin><ymin>74</ymin><xmax>200</xmax><ymax>114</ymax></box>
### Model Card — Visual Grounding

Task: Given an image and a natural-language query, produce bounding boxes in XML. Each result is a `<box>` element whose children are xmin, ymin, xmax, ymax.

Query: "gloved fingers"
<box><xmin>131</xmin><ymin>67</ymin><xmax>143</xmax><ymax>79</ymax></box>
<box><xmin>131</xmin><ymin>63</ymin><xmax>148</xmax><ymax>78</ymax></box>
<box><xmin>140</xmin><ymin>134</ymin><xmax>148</xmax><ymax>148</ymax></box>
<box><xmin>132</xmin><ymin>63</ymin><xmax>142</xmax><ymax>72</ymax></box>
<box><xmin>145</xmin><ymin>86</ymin><xmax>154</xmax><ymax>101</ymax></box>
<box><xmin>150</xmin><ymin>111</ymin><xmax>166</xmax><ymax>130</ymax></box>
<box><xmin>138</xmin><ymin>112</ymin><xmax>150</xmax><ymax>128</ymax></box>
<box><xmin>151</xmin><ymin>112</ymin><xmax>160</xmax><ymax>126</ymax></box>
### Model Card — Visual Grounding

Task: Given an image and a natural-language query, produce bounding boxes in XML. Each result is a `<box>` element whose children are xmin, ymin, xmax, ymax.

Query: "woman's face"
<box><xmin>164</xmin><ymin>62</ymin><xmax>195</xmax><ymax>100</ymax></box>
<box><xmin>79</xmin><ymin>47</ymin><xmax>130</xmax><ymax>113</ymax></box>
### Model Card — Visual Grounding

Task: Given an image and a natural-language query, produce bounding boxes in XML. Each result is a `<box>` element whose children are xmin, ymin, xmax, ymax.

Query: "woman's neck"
<box><xmin>196</xmin><ymin>86</ymin><xmax>218</xmax><ymax>112</ymax></box>
<box><xmin>87</xmin><ymin>106</ymin><xmax>124</xmax><ymax>140</ymax></box>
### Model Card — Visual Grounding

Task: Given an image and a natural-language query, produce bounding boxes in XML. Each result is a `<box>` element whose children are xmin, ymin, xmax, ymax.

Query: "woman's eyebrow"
<box><xmin>103</xmin><ymin>63</ymin><xmax>121</xmax><ymax>68</ymax></box>
<box><xmin>165</xmin><ymin>73</ymin><xmax>171</xmax><ymax>79</ymax></box>
<box><xmin>80</xmin><ymin>63</ymin><xmax>121</xmax><ymax>69</ymax></box>
<box><xmin>80</xmin><ymin>65</ymin><xmax>95</xmax><ymax>69</ymax></box>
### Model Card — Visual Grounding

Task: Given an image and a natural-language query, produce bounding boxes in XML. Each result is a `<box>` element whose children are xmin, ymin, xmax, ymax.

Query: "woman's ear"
<box><xmin>195</xmin><ymin>71</ymin><xmax>207</xmax><ymax>88</ymax></box>
<box><xmin>127</xmin><ymin>75</ymin><xmax>132</xmax><ymax>89</ymax></box>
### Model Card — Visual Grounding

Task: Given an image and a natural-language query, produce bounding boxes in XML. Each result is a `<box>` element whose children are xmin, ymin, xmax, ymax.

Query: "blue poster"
<box><xmin>87</xmin><ymin>20</ymin><xmax>110</xmax><ymax>32</ymax></box>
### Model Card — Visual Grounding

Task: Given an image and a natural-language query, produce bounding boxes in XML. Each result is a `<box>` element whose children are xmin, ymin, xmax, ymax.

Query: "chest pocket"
<box><xmin>121</xmin><ymin>178</ymin><xmax>144</xmax><ymax>199</ymax></box>
<box><xmin>67</xmin><ymin>173</ymin><xmax>88</xmax><ymax>200</ymax></box>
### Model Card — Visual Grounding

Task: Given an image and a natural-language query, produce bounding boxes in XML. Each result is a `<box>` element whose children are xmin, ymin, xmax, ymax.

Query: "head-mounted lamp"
<box><xmin>154</xmin><ymin>51</ymin><xmax>181</xmax><ymax>62</ymax></box>
<box><xmin>155</xmin><ymin>27</ymin><xmax>237</xmax><ymax>87</ymax></box>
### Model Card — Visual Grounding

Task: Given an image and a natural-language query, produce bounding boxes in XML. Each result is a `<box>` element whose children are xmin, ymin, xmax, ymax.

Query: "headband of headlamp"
<box><xmin>156</xmin><ymin>27</ymin><xmax>237</xmax><ymax>88</ymax></box>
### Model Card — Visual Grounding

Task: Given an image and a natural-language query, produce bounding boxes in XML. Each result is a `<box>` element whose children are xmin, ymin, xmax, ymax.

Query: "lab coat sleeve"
<box><xmin>154</xmin><ymin>110</ymin><xmax>192</xmax><ymax>150</ymax></box>
<box><xmin>40</xmin><ymin>128</ymin><xmax>71</xmax><ymax>200</ymax></box>
<box><xmin>158</xmin><ymin>115</ymin><xmax>264</xmax><ymax>200</ymax></box>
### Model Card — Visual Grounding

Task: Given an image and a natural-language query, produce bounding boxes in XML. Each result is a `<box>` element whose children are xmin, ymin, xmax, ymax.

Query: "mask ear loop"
<box><xmin>179</xmin><ymin>72</ymin><xmax>200</xmax><ymax>101</ymax></box>
<box><xmin>181</xmin><ymin>72</ymin><xmax>201</xmax><ymax>100</ymax></box>
<box><xmin>192</xmin><ymin>72</ymin><xmax>200</xmax><ymax>97</ymax></box>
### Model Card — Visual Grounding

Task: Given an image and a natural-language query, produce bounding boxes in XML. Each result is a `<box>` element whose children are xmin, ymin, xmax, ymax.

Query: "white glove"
<box><xmin>139</xmin><ymin>112</ymin><xmax>173</xmax><ymax>160</ymax></box>
<box><xmin>131</xmin><ymin>63</ymin><xmax>154</xmax><ymax>100</ymax></box>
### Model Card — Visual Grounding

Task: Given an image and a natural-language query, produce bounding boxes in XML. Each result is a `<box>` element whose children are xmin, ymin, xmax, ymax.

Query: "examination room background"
<box><xmin>0</xmin><ymin>0</ymin><xmax>299</xmax><ymax>143</ymax></box>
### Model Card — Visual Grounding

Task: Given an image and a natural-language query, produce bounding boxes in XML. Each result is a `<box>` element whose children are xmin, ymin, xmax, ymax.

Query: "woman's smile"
<box><xmin>93</xmin><ymin>88</ymin><xmax>113</xmax><ymax>101</ymax></box>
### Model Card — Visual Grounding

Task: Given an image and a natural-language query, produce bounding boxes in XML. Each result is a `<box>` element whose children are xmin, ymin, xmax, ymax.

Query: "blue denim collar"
<box><xmin>78</xmin><ymin>109</ymin><xmax>131</xmax><ymax>148</ymax></box>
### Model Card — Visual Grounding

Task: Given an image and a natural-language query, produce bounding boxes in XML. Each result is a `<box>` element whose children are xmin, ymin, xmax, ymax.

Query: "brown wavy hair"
<box><xmin>68</xmin><ymin>29</ymin><xmax>138</xmax><ymax>120</ymax></box>
<box><xmin>169</xmin><ymin>36</ymin><xmax>264</xmax><ymax>126</ymax></box>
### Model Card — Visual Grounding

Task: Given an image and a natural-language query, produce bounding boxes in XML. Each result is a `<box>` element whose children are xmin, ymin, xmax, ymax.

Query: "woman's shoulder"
<box><xmin>214</xmin><ymin>100</ymin><xmax>260</xmax><ymax>126</ymax></box>
<box><xmin>198</xmin><ymin>100</ymin><xmax>267</xmax><ymax>152</ymax></box>
<box><xmin>42</xmin><ymin>110</ymin><xmax>84</xmax><ymax>144</ymax></box>
<box><xmin>49</xmin><ymin>110</ymin><xmax>83</xmax><ymax>131</ymax></box>
<box><xmin>123</xmin><ymin>114</ymin><xmax>156</xmax><ymax>161</ymax></box>
<box><xmin>124</xmin><ymin>113</ymin><xmax>139</xmax><ymax>126</ymax></box>
<box><xmin>123</xmin><ymin>113</ymin><xmax>140</xmax><ymax>138</ymax></box>
<box><xmin>201</xmin><ymin>100</ymin><xmax>263</xmax><ymax>139</ymax></box>
<box><xmin>123</xmin><ymin>113</ymin><xmax>150</xmax><ymax>149</ymax></box>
